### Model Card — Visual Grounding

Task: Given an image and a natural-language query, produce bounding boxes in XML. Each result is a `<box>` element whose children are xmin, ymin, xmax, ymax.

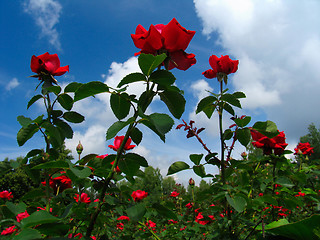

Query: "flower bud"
<box><xmin>189</xmin><ymin>178</ymin><xmax>195</xmax><ymax>186</ymax></box>
<box><xmin>76</xmin><ymin>141</ymin><xmax>83</xmax><ymax>155</ymax></box>
<box><xmin>241</xmin><ymin>152</ymin><xmax>247</xmax><ymax>159</ymax></box>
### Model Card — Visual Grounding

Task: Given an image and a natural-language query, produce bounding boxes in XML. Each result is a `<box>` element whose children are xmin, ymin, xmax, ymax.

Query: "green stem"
<box><xmin>219</xmin><ymin>78</ymin><xmax>225</xmax><ymax>185</ymax></box>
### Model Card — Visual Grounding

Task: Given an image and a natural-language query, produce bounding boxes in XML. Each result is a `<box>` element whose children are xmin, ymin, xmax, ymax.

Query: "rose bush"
<box><xmin>0</xmin><ymin>17</ymin><xmax>319</xmax><ymax>240</ymax></box>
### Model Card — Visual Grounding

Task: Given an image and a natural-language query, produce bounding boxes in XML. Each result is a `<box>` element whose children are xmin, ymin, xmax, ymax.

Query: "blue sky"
<box><xmin>1</xmin><ymin>0</ymin><xmax>320</xmax><ymax>185</ymax></box>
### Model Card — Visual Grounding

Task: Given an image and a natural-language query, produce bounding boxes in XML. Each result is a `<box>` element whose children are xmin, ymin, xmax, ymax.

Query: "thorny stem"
<box><xmin>86</xmin><ymin>83</ymin><xmax>155</xmax><ymax>237</ymax></box>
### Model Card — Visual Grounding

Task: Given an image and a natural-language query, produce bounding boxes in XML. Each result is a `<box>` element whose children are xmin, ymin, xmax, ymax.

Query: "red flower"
<box><xmin>170</xmin><ymin>190</ymin><xmax>180</xmax><ymax>197</ymax></box>
<box><xmin>16</xmin><ymin>210</ymin><xmax>29</xmax><ymax>222</ymax></box>
<box><xmin>0</xmin><ymin>190</ymin><xmax>13</xmax><ymax>200</ymax></box>
<box><xmin>108</xmin><ymin>136</ymin><xmax>136</xmax><ymax>152</ymax></box>
<box><xmin>74</xmin><ymin>193</ymin><xmax>91</xmax><ymax>204</ymax></box>
<box><xmin>131</xmin><ymin>190</ymin><xmax>148</xmax><ymax>202</ymax></box>
<box><xmin>294</xmin><ymin>142</ymin><xmax>314</xmax><ymax>156</ymax></box>
<box><xmin>117</xmin><ymin>216</ymin><xmax>130</xmax><ymax>221</ymax></box>
<box><xmin>42</xmin><ymin>173</ymin><xmax>72</xmax><ymax>193</ymax></box>
<box><xmin>96</xmin><ymin>154</ymin><xmax>121</xmax><ymax>172</ymax></box>
<box><xmin>250</xmin><ymin>129</ymin><xmax>288</xmax><ymax>155</ymax></box>
<box><xmin>31</xmin><ymin>52</ymin><xmax>69</xmax><ymax>77</ymax></box>
<box><xmin>195</xmin><ymin>212</ymin><xmax>210</xmax><ymax>225</ymax></box>
<box><xmin>168</xmin><ymin>219</ymin><xmax>178</xmax><ymax>224</ymax></box>
<box><xmin>146</xmin><ymin>220</ymin><xmax>156</xmax><ymax>231</ymax></box>
<box><xmin>131</xmin><ymin>18</ymin><xmax>196</xmax><ymax>70</ymax></box>
<box><xmin>116</xmin><ymin>222</ymin><xmax>124</xmax><ymax>230</ymax></box>
<box><xmin>259</xmin><ymin>193</ymin><xmax>264</xmax><ymax>197</ymax></box>
<box><xmin>202</xmin><ymin>55</ymin><xmax>239</xmax><ymax>79</ymax></box>
<box><xmin>295</xmin><ymin>191</ymin><xmax>306</xmax><ymax>197</ymax></box>
<box><xmin>1</xmin><ymin>225</ymin><xmax>17</xmax><ymax>235</ymax></box>
<box><xmin>185</xmin><ymin>202</ymin><xmax>193</xmax><ymax>209</ymax></box>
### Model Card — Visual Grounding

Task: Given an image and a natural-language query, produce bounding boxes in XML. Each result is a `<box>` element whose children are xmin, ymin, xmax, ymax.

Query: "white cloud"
<box><xmin>23</xmin><ymin>0</ymin><xmax>62</xmax><ymax>50</ymax></box>
<box><xmin>6</xmin><ymin>78</ymin><xmax>20</xmax><ymax>91</ymax></box>
<box><xmin>194</xmin><ymin>0</ymin><xmax>320</xmax><ymax>141</ymax></box>
<box><xmin>190</xmin><ymin>79</ymin><xmax>213</xmax><ymax>100</ymax></box>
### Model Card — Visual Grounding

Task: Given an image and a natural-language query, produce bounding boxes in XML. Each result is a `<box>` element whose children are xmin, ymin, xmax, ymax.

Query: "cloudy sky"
<box><xmin>1</xmin><ymin>0</ymin><xmax>319</xmax><ymax>185</ymax></box>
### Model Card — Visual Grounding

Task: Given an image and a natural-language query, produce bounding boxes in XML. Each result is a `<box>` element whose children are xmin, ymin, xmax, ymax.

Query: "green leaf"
<box><xmin>127</xmin><ymin>203</ymin><xmax>146</xmax><ymax>222</ymax></box>
<box><xmin>41</xmin><ymin>121</ymin><xmax>62</xmax><ymax>148</ymax></box>
<box><xmin>17</xmin><ymin>115</ymin><xmax>32</xmax><ymax>128</ymax></box>
<box><xmin>189</xmin><ymin>154</ymin><xmax>203</xmax><ymax>165</ymax></box>
<box><xmin>196</xmin><ymin>96</ymin><xmax>217</xmax><ymax>117</ymax></box>
<box><xmin>233</xmin><ymin>91</ymin><xmax>246</xmax><ymax>99</ymax></box>
<box><xmin>130</xmin><ymin>127</ymin><xmax>143</xmax><ymax>145</ymax></box>
<box><xmin>257</xmin><ymin>219</ymin><xmax>289</xmax><ymax>231</ymax></box>
<box><xmin>17</xmin><ymin>124</ymin><xmax>39</xmax><ymax>146</ymax></box>
<box><xmin>6</xmin><ymin>202</ymin><xmax>26</xmax><ymax>215</ymax></box>
<box><xmin>27</xmin><ymin>94</ymin><xmax>43</xmax><ymax>109</ymax></box>
<box><xmin>193</xmin><ymin>165</ymin><xmax>206</xmax><ymax>178</ymax></box>
<box><xmin>148</xmin><ymin>113</ymin><xmax>174</xmax><ymax>135</ymax></box>
<box><xmin>12</xmin><ymin>228</ymin><xmax>42</xmax><ymax>240</ymax></box>
<box><xmin>234</xmin><ymin>116</ymin><xmax>251</xmax><ymax>127</ymax></box>
<box><xmin>236</xmin><ymin>128</ymin><xmax>251</xmax><ymax>147</ymax></box>
<box><xmin>252</xmin><ymin>120</ymin><xmax>279</xmax><ymax>138</ymax></box>
<box><xmin>57</xmin><ymin>93</ymin><xmax>73</xmax><ymax>111</ymax></box>
<box><xmin>63</xmin><ymin>111</ymin><xmax>85</xmax><ymax>123</ymax></box>
<box><xmin>46</xmin><ymin>85</ymin><xmax>61</xmax><ymax>95</ymax></box>
<box><xmin>150</xmin><ymin>70</ymin><xmax>176</xmax><ymax>86</ymax></box>
<box><xmin>222</xmin><ymin>102</ymin><xmax>235</xmax><ymax>116</ymax></box>
<box><xmin>119</xmin><ymin>157</ymin><xmax>140</xmax><ymax>177</ymax></box>
<box><xmin>36</xmin><ymin>223</ymin><xmax>69</xmax><ymax>237</ymax></box>
<box><xmin>69</xmin><ymin>165</ymin><xmax>91</xmax><ymax>179</ymax></box>
<box><xmin>64</xmin><ymin>82</ymin><xmax>82</xmax><ymax>93</ymax></box>
<box><xmin>125</xmin><ymin>153</ymin><xmax>148</xmax><ymax>167</ymax></box>
<box><xmin>138</xmin><ymin>90</ymin><xmax>156</xmax><ymax>113</ymax></box>
<box><xmin>77</xmin><ymin>153</ymin><xmax>98</xmax><ymax>165</ymax></box>
<box><xmin>276</xmin><ymin>176</ymin><xmax>294</xmax><ymax>188</ymax></box>
<box><xmin>261</xmin><ymin>195</ymin><xmax>278</xmax><ymax>206</ymax></box>
<box><xmin>110</xmin><ymin>92</ymin><xmax>131</xmax><ymax>120</ymax></box>
<box><xmin>221</xmin><ymin>93</ymin><xmax>241</xmax><ymax>108</ymax></box>
<box><xmin>21</xmin><ymin>189</ymin><xmax>45</xmax><ymax>200</ymax></box>
<box><xmin>54</xmin><ymin>119</ymin><xmax>73</xmax><ymax>139</ymax></box>
<box><xmin>117</xmin><ymin>72</ymin><xmax>146</xmax><ymax>87</ymax></box>
<box><xmin>167</xmin><ymin>161</ymin><xmax>190</xmax><ymax>175</ymax></box>
<box><xmin>32</xmin><ymin>161</ymin><xmax>69</xmax><ymax>169</ymax></box>
<box><xmin>74</xmin><ymin>81</ymin><xmax>109</xmax><ymax>102</ymax></box>
<box><xmin>51</xmin><ymin>110</ymin><xmax>63</xmax><ymax>118</ymax></box>
<box><xmin>266</xmin><ymin>215</ymin><xmax>320</xmax><ymax>240</ymax></box>
<box><xmin>21</xmin><ymin>210</ymin><xmax>59</xmax><ymax>228</ymax></box>
<box><xmin>223</xmin><ymin>129</ymin><xmax>233</xmax><ymax>140</ymax></box>
<box><xmin>159</xmin><ymin>90</ymin><xmax>185</xmax><ymax>119</ymax></box>
<box><xmin>152</xmin><ymin>203</ymin><xmax>178</xmax><ymax>220</ymax></box>
<box><xmin>106</xmin><ymin>117</ymin><xmax>135</xmax><ymax>140</ymax></box>
<box><xmin>138</xmin><ymin>53</ymin><xmax>167</xmax><ymax>76</ymax></box>
<box><xmin>226</xmin><ymin>194</ymin><xmax>247</xmax><ymax>212</ymax></box>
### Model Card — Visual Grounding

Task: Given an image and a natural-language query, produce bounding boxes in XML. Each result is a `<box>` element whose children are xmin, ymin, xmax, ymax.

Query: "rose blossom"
<box><xmin>202</xmin><ymin>55</ymin><xmax>239</xmax><ymax>79</ymax></box>
<box><xmin>0</xmin><ymin>190</ymin><xmax>13</xmax><ymax>200</ymax></box>
<box><xmin>250</xmin><ymin>129</ymin><xmax>288</xmax><ymax>155</ymax></box>
<box><xmin>41</xmin><ymin>172</ymin><xmax>72</xmax><ymax>193</ymax></box>
<box><xmin>170</xmin><ymin>190</ymin><xmax>180</xmax><ymax>197</ymax></box>
<box><xmin>294</xmin><ymin>142</ymin><xmax>314</xmax><ymax>156</ymax></box>
<box><xmin>1</xmin><ymin>225</ymin><xmax>16</xmax><ymax>235</ymax></box>
<box><xmin>108</xmin><ymin>136</ymin><xmax>136</xmax><ymax>152</ymax></box>
<box><xmin>31</xmin><ymin>52</ymin><xmax>69</xmax><ymax>80</ymax></box>
<box><xmin>117</xmin><ymin>216</ymin><xmax>130</xmax><ymax>221</ymax></box>
<box><xmin>16</xmin><ymin>210</ymin><xmax>29</xmax><ymax>222</ymax></box>
<box><xmin>131</xmin><ymin>190</ymin><xmax>148</xmax><ymax>202</ymax></box>
<box><xmin>74</xmin><ymin>193</ymin><xmax>91</xmax><ymax>204</ymax></box>
<box><xmin>131</xmin><ymin>18</ymin><xmax>196</xmax><ymax>70</ymax></box>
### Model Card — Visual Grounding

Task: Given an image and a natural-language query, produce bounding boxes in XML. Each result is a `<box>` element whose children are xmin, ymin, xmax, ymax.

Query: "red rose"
<box><xmin>117</xmin><ymin>216</ymin><xmax>130</xmax><ymax>221</ymax></box>
<box><xmin>42</xmin><ymin>172</ymin><xmax>72</xmax><ymax>193</ymax></box>
<box><xmin>1</xmin><ymin>225</ymin><xmax>17</xmax><ymax>235</ymax></box>
<box><xmin>74</xmin><ymin>193</ymin><xmax>91</xmax><ymax>204</ymax></box>
<box><xmin>131</xmin><ymin>18</ymin><xmax>196</xmax><ymax>70</ymax></box>
<box><xmin>0</xmin><ymin>190</ymin><xmax>13</xmax><ymax>200</ymax></box>
<box><xmin>202</xmin><ymin>55</ymin><xmax>239</xmax><ymax>79</ymax></box>
<box><xmin>294</xmin><ymin>142</ymin><xmax>314</xmax><ymax>156</ymax></box>
<box><xmin>16</xmin><ymin>210</ymin><xmax>29</xmax><ymax>222</ymax></box>
<box><xmin>108</xmin><ymin>136</ymin><xmax>136</xmax><ymax>152</ymax></box>
<box><xmin>170</xmin><ymin>190</ymin><xmax>180</xmax><ymax>197</ymax></box>
<box><xmin>250</xmin><ymin>129</ymin><xmax>288</xmax><ymax>155</ymax></box>
<box><xmin>131</xmin><ymin>190</ymin><xmax>148</xmax><ymax>202</ymax></box>
<box><xmin>31</xmin><ymin>52</ymin><xmax>69</xmax><ymax>77</ymax></box>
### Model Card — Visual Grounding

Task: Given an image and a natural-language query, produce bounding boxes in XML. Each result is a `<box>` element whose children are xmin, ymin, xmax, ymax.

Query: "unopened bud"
<box><xmin>189</xmin><ymin>178</ymin><xmax>195</xmax><ymax>186</ymax></box>
<box><xmin>241</xmin><ymin>152</ymin><xmax>247</xmax><ymax>159</ymax></box>
<box><xmin>76</xmin><ymin>141</ymin><xmax>83</xmax><ymax>155</ymax></box>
